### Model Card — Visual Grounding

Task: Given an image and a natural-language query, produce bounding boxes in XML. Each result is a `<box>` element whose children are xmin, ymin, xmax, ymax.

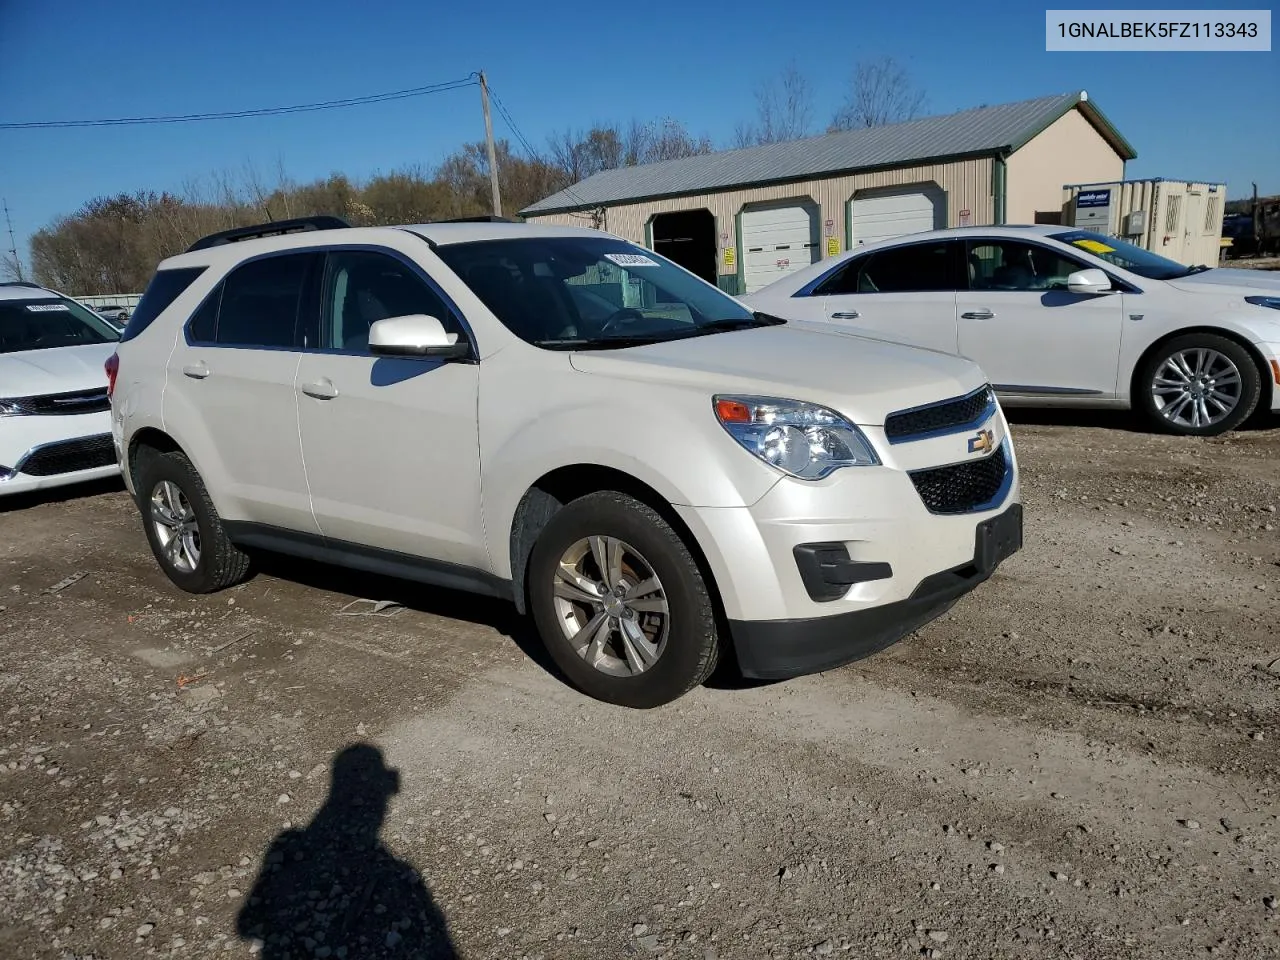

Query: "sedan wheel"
<box><xmin>1150</xmin><ymin>347</ymin><xmax>1242</xmax><ymax>430</ymax></box>
<box><xmin>552</xmin><ymin>535</ymin><xmax>669</xmax><ymax>678</ymax></box>
<box><xmin>1136</xmin><ymin>334</ymin><xmax>1261</xmax><ymax>436</ymax></box>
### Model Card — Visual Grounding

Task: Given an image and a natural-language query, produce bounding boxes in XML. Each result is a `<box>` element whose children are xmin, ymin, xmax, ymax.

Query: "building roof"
<box><xmin>522</xmin><ymin>91</ymin><xmax>1136</xmax><ymax>216</ymax></box>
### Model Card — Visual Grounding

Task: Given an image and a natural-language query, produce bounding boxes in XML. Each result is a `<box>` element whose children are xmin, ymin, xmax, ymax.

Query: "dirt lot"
<box><xmin>2</xmin><ymin>411</ymin><xmax>1278</xmax><ymax>960</ymax></box>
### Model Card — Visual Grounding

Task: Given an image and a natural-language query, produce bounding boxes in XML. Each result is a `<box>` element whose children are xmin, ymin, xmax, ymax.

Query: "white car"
<box><xmin>110</xmin><ymin>216</ymin><xmax>1022</xmax><ymax>708</ymax></box>
<box><xmin>745</xmin><ymin>226</ymin><xmax>1280</xmax><ymax>436</ymax></box>
<box><xmin>1</xmin><ymin>282</ymin><xmax>122</xmax><ymax>496</ymax></box>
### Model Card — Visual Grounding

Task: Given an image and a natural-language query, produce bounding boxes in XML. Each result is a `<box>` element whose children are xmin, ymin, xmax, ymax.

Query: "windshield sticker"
<box><xmin>25</xmin><ymin>303</ymin><xmax>71</xmax><ymax>312</ymax></box>
<box><xmin>1072</xmin><ymin>239</ymin><xmax>1115</xmax><ymax>255</ymax></box>
<box><xmin>604</xmin><ymin>253</ymin><xmax>659</xmax><ymax>268</ymax></box>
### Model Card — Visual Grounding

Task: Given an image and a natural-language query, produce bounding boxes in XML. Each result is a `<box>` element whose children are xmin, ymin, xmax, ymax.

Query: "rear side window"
<box><xmin>818</xmin><ymin>242</ymin><xmax>958</xmax><ymax>295</ymax></box>
<box><xmin>188</xmin><ymin>253</ymin><xmax>320</xmax><ymax>348</ymax></box>
<box><xmin>120</xmin><ymin>267</ymin><xmax>206</xmax><ymax>342</ymax></box>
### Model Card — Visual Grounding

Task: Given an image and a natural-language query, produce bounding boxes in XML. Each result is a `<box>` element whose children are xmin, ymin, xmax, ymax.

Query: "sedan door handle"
<box><xmin>300</xmin><ymin>378</ymin><xmax>339</xmax><ymax>400</ymax></box>
<box><xmin>182</xmin><ymin>362</ymin><xmax>209</xmax><ymax>379</ymax></box>
<box><xmin>829</xmin><ymin>311</ymin><xmax>860</xmax><ymax>320</ymax></box>
<box><xmin>961</xmin><ymin>309</ymin><xmax>995</xmax><ymax>320</ymax></box>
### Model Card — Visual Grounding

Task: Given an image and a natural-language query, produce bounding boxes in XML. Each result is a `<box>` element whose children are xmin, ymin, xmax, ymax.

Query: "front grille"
<box><xmin>17</xmin><ymin>434</ymin><xmax>116</xmax><ymax>477</ymax></box>
<box><xmin>884</xmin><ymin>385</ymin><xmax>994</xmax><ymax>442</ymax></box>
<box><xmin>6</xmin><ymin>387</ymin><xmax>110</xmax><ymax>416</ymax></box>
<box><xmin>909</xmin><ymin>444</ymin><xmax>1008</xmax><ymax>514</ymax></box>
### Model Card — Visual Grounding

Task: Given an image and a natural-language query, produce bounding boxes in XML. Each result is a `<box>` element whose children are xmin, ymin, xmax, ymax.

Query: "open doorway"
<box><xmin>651</xmin><ymin>209</ymin><xmax>717</xmax><ymax>285</ymax></box>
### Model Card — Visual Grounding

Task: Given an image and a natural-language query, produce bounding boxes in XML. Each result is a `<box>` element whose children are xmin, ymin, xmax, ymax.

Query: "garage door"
<box><xmin>740</xmin><ymin>203</ymin><xmax>820</xmax><ymax>293</ymax></box>
<box><xmin>850</xmin><ymin>189</ymin><xmax>943</xmax><ymax>247</ymax></box>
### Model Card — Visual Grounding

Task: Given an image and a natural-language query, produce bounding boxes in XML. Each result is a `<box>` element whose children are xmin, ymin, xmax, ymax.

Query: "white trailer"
<box><xmin>1062</xmin><ymin>178</ymin><xmax>1226</xmax><ymax>267</ymax></box>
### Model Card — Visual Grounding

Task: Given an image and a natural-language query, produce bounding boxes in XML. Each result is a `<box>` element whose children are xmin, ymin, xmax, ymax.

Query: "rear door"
<box><xmin>816</xmin><ymin>239</ymin><xmax>963</xmax><ymax>355</ymax></box>
<box><xmin>955</xmin><ymin>237</ymin><xmax>1124</xmax><ymax>397</ymax></box>
<box><xmin>164</xmin><ymin>252</ymin><xmax>321</xmax><ymax>532</ymax></box>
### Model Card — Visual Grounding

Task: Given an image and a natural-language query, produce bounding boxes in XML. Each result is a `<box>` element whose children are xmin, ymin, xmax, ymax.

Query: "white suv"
<box><xmin>109</xmin><ymin>216</ymin><xmax>1023</xmax><ymax>708</ymax></box>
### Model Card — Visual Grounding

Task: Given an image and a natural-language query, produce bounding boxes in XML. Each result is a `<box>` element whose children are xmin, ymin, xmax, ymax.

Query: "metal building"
<box><xmin>522</xmin><ymin>90</ymin><xmax>1135</xmax><ymax>295</ymax></box>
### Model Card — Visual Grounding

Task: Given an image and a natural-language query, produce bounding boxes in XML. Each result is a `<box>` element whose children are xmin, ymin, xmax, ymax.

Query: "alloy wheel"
<box><xmin>1150</xmin><ymin>348</ymin><xmax>1242</xmax><ymax>430</ymax></box>
<box><xmin>150</xmin><ymin>480</ymin><xmax>201</xmax><ymax>573</ymax></box>
<box><xmin>551</xmin><ymin>536</ymin><xmax>669</xmax><ymax>678</ymax></box>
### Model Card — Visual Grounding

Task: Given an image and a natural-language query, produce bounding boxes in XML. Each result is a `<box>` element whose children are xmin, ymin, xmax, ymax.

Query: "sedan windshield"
<box><xmin>0</xmin><ymin>296</ymin><xmax>121</xmax><ymax>354</ymax></box>
<box><xmin>434</xmin><ymin>237</ymin><xmax>778</xmax><ymax>350</ymax></box>
<box><xmin>1049</xmin><ymin>230</ymin><xmax>1206</xmax><ymax>280</ymax></box>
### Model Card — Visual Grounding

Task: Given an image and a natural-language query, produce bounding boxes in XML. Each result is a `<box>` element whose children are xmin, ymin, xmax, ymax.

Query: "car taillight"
<box><xmin>105</xmin><ymin>352</ymin><xmax>119</xmax><ymax>398</ymax></box>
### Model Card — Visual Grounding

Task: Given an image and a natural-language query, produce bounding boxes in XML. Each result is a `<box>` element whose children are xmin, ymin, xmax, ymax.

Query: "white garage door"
<box><xmin>741</xmin><ymin>203</ymin><xmax>820</xmax><ymax>293</ymax></box>
<box><xmin>850</xmin><ymin>189</ymin><xmax>942</xmax><ymax>247</ymax></box>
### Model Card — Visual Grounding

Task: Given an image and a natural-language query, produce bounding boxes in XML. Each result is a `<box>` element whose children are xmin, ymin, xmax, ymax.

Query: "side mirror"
<box><xmin>368</xmin><ymin>314</ymin><xmax>469</xmax><ymax>360</ymax></box>
<box><xmin>1066</xmin><ymin>268</ymin><xmax>1114</xmax><ymax>296</ymax></box>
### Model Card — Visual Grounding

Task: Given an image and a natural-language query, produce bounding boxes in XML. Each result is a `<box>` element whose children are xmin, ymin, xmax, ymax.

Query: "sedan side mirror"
<box><xmin>368</xmin><ymin>314</ymin><xmax>470</xmax><ymax>360</ymax></box>
<box><xmin>1066</xmin><ymin>268</ymin><xmax>1114</xmax><ymax>296</ymax></box>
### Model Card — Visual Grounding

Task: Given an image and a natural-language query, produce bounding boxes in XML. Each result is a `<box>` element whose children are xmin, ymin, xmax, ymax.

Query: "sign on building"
<box><xmin>1074</xmin><ymin>189</ymin><xmax>1113</xmax><ymax>227</ymax></box>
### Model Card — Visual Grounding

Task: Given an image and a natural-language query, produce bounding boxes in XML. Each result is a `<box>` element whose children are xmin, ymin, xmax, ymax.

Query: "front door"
<box><xmin>164</xmin><ymin>251</ymin><xmax>321</xmax><ymax>533</ymax></box>
<box><xmin>295</xmin><ymin>248</ymin><xmax>485</xmax><ymax>568</ymax></box>
<box><xmin>819</xmin><ymin>239</ymin><xmax>962</xmax><ymax>354</ymax></box>
<box><xmin>956</xmin><ymin>238</ymin><xmax>1125</xmax><ymax>397</ymax></box>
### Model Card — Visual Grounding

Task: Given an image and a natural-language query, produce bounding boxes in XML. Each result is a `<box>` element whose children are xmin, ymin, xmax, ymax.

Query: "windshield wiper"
<box><xmin>532</xmin><ymin>335</ymin><xmax>671</xmax><ymax>350</ymax></box>
<box><xmin>1181</xmin><ymin>264</ymin><xmax>1213</xmax><ymax>276</ymax></box>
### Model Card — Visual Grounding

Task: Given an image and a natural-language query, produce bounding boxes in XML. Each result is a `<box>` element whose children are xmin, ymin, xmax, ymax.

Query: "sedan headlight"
<box><xmin>1245</xmin><ymin>296</ymin><xmax>1280</xmax><ymax>311</ymax></box>
<box><xmin>713</xmin><ymin>395</ymin><xmax>879</xmax><ymax>480</ymax></box>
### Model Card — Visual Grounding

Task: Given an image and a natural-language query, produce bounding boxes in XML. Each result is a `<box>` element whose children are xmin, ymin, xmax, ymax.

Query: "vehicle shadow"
<box><xmin>1002</xmin><ymin>405</ymin><xmax>1280</xmax><ymax>434</ymax></box>
<box><xmin>236</xmin><ymin>743</ymin><xmax>458</xmax><ymax>959</ymax></box>
<box><xmin>244</xmin><ymin>551</ymin><xmax>567</xmax><ymax>683</ymax></box>
<box><xmin>0</xmin><ymin>476</ymin><xmax>126</xmax><ymax>514</ymax></box>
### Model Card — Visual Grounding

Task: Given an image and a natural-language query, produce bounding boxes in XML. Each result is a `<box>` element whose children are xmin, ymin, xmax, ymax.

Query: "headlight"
<box><xmin>1245</xmin><ymin>296</ymin><xmax>1280</xmax><ymax>311</ymax></box>
<box><xmin>713</xmin><ymin>395</ymin><xmax>879</xmax><ymax>480</ymax></box>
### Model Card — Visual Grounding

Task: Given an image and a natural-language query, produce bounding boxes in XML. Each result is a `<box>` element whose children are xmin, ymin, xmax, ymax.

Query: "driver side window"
<box><xmin>323</xmin><ymin>250</ymin><xmax>456</xmax><ymax>353</ymax></box>
<box><xmin>966</xmin><ymin>240</ymin><xmax>1090</xmax><ymax>292</ymax></box>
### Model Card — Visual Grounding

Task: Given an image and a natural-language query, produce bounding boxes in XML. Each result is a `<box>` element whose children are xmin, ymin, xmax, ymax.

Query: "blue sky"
<box><xmin>1</xmin><ymin>0</ymin><xmax>1275</xmax><ymax>262</ymax></box>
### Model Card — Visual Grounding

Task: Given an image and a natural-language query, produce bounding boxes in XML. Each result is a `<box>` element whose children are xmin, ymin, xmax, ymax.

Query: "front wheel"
<box><xmin>527</xmin><ymin>491</ymin><xmax>721</xmax><ymax>709</ymax></box>
<box><xmin>1136</xmin><ymin>334</ymin><xmax>1261</xmax><ymax>436</ymax></box>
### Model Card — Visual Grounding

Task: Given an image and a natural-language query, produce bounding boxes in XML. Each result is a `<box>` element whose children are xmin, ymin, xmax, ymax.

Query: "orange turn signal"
<box><xmin>1271</xmin><ymin>359</ymin><xmax>1280</xmax><ymax>386</ymax></box>
<box><xmin>715</xmin><ymin>398</ymin><xmax>752</xmax><ymax>423</ymax></box>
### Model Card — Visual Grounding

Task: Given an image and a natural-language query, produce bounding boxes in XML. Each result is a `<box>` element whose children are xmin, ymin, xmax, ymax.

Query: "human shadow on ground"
<box><xmin>236</xmin><ymin>743</ymin><xmax>458</xmax><ymax>959</ymax></box>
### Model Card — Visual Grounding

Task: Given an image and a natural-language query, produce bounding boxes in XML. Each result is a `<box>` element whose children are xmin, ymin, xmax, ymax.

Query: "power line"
<box><xmin>488</xmin><ymin>85</ymin><xmax>600</xmax><ymax>221</ymax></box>
<box><xmin>0</xmin><ymin>75</ymin><xmax>479</xmax><ymax>130</ymax></box>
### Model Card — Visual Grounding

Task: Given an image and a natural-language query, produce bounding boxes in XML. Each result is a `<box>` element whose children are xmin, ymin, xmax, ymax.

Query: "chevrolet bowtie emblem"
<box><xmin>967</xmin><ymin>428</ymin><xmax>996</xmax><ymax>454</ymax></box>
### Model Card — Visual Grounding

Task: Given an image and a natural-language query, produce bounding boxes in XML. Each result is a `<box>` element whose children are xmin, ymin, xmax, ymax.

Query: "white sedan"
<box><xmin>745</xmin><ymin>226</ymin><xmax>1280</xmax><ymax>435</ymax></box>
<box><xmin>1</xmin><ymin>282</ymin><xmax>122</xmax><ymax>496</ymax></box>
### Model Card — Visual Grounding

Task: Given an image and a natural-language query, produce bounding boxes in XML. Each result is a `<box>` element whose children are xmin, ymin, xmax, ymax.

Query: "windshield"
<box><xmin>1049</xmin><ymin>230</ymin><xmax>1203</xmax><ymax>280</ymax></box>
<box><xmin>433</xmin><ymin>236</ymin><xmax>773</xmax><ymax>350</ymax></box>
<box><xmin>0</xmin><ymin>296</ymin><xmax>121</xmax><ymax>354</ymax></box>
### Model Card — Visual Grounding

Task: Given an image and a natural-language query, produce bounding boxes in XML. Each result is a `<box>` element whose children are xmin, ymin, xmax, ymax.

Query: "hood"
<box><xmin>1165</xmin><ymin>267</ymin><xmax>1280</xmax><ymax>295</ymax></box>
<box><xmin>0</xmin><ymin>342</ymin><xmax>115</xmax><ymax>398</ymax></box>
<box><xmin>568</xmin><ymin>322</ymin><xmax>986</xmax><ymax>426</ymax></box>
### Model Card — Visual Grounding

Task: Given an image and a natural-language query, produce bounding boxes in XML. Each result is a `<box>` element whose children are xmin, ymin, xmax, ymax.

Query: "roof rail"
<box><xmin>433</xmin><ymin>215</ymin><xmax>517</xmax><ymax>223</ymax></box>
<box><xmin>186</xmin><ymin>215</ymin><xmax>351</xmax><ymax>253</ymax></box>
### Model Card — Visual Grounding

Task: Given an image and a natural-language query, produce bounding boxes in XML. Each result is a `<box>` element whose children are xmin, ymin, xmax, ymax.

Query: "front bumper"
<box><xmin>0</xmin><ymin>411</ymin><xmax>119</xmax><ymax>496</ymax></box>
<box><xmin>730</xmin><ymin>503</ymin><xmax>1022</xmax><ymax>679</ymax></box>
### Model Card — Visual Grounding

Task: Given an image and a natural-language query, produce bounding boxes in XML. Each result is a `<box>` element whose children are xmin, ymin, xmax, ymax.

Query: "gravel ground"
<box><xmin>1</xmin><ymin>410</ymin><xmax>1278</xmax><ymax>960</ymax></box>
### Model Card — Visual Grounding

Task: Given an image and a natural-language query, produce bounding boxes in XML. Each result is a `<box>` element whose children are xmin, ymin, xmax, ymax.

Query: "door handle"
<box><xmin>182</xmin><ymin>362</ymin><xmax>209</xmax><ymax>379</ymax></box>
<box><xmin>961</xmin><ymin>309</ymin><xmax>995</xmax><ymax>320</ymax></box>
<box><xmin>301</xmin><ymin>379</ymin><xmax>339</xmax><ymax>400</ymax></box>
<box><xmin>829</xmin><ymin>311</ymin><xmax>860</xmax><ymax>320</ymax></box>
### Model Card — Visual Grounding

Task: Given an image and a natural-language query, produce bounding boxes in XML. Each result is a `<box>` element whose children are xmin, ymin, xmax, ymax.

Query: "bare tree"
<box><xmin>829</xmin><ymin>56</ymin><xmax>926</xmax><ymax>131</ymax></box>
<box><xmin>734</xmin><ymin>61</ymin><xmax>813</xmax><ymax>147</ymax></box>
<box><xmin>1</xmin><ymin>249</ymin><xmax>22</xmax><ymax>282</ymax></box>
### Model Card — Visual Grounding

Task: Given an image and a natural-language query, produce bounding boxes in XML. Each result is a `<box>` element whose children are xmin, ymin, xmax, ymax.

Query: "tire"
<box><xmin>134</xmin><ymin>449</ymin><xmax>251</xmax><ymax>593</ymax></box>
<box><xmin>1135</xmin><ymin>333</ymin><xmax>1261</xmax><ymax>437</ymax></box>
<box><xmin>527</xmin><ymin>491</ymin><xmax>721</xmax><ymax>709</ymax></box>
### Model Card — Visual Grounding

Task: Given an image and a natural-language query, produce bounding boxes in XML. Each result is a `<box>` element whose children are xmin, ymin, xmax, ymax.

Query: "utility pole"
<box><xmin>3</xmin><ymin>198</ymin><xmax>23</xmax><ymax>282</ymax></box>
<box><xmin>479</xmin><ymin>71</ymin><xmax>502</xmax><ymax>218</ymax></box>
